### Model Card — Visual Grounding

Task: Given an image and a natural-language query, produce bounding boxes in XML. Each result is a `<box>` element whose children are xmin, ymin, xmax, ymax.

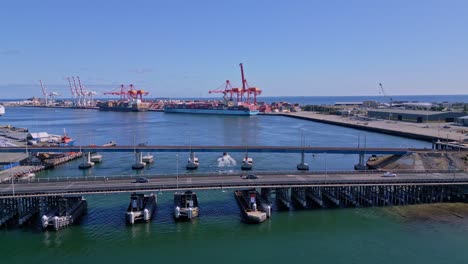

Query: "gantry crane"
<box><xmin>209</xmin><ymin>63</ymin><xmax>262</xmax><ymax>105</ymax></box>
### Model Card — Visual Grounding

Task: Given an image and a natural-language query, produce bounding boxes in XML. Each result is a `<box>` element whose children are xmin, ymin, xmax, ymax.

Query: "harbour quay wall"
<box><xmin>275</xmin><ymin>112</ymin><xmax>468</xmax><ymax>144</ymax></box>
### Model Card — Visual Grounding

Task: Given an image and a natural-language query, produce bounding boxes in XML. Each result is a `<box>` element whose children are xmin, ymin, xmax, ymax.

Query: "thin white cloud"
<box><xmin>129</xmin><ymin>68</ymin><xmax>153</xmax><ymax>74</ymax></box>
<box><xmin>0</xmin><ymin>49</ymin><xmax>20</xmax><ymax>55</ymax></box>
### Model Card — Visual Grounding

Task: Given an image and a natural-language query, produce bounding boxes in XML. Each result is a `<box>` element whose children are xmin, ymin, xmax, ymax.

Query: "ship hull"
<box><xmin>98</xmin><ymin>106</ymin><xmax>148</xmax><ymax>112</ymax></box>
<box><xmin>164</xmin><ymin>108</ymin><xmax>259</xmax><ymax>116</ymax></box>
<box><xmin>59</xmin><ymin>140</ymin><xmax>75</xmax><ymax>147</ymax></box>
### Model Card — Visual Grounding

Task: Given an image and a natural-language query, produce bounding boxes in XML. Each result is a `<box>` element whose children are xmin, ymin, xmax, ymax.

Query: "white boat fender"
<box><xmin>265</xmin><ymin>205</ymin><xmax>271</xmax><ymax>218</ymax></box>
<box><xmin>174</xmin><ymin>206</ymin><xmax>180</xmax><ymax>219</ymax></box>
<box><xmin>53</xmin><ymin>216</ymin><xmax>60</xmax><ymax>230</ymax></box>
<box><xmin>143</xmin><ymin>209</ymin><xmax>150</xmax><ymax>221</ymax></box>
<box><xmin>127</xmin><ymin>212</ymin><xmax>135</xmax><ymax>224</ymax></box>
<box><xmin>252</xmin><ymin>203</ymin><xmax>257</xmax><ymax>211</ymax></box>
<box><xmin>187</xmin><ymin>207</ymin><xmax>193</xmax><ymax>219</ymax></box>
<box><xmin>41</xmin><ymin>215</ymin><xmax>48</xmax><ymax>229</ymax></box>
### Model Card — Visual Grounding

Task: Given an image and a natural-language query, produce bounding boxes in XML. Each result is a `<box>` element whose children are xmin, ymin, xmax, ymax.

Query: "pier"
<box><xmin>280</xmin><ymin>112</ymin><xmax>468</xmax><ymax>147</ymax></box>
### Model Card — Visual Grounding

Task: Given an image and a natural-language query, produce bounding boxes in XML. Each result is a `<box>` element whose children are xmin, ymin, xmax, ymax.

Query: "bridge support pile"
<box><xmin>262</xmin><ymin>185</ymin><xmax>467</xmax><ymax>210</ymax></box>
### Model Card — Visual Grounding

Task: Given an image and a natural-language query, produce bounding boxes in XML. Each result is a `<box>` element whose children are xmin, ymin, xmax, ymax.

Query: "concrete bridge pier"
<box><xmin>275</xmin><ymin>188</ymin><xmax>291</xmax><ymax>209</ymax></box>
<box><xmin>132</xmin><ymin>152</ymin><xmax>146</xmax><ymax>170</ymax></box>
<box><xmin>297</xmin><ymin>151</ymin><xmax>309</xmax><ymax>171</ymax></box>
<box><xmin>78</xmin><ymin>152</ymin><xmax>95</xmax><ymax>169</ymax></box>
<box><xmin>291</xmin><ymin>188</ymin><xmax>307</xmax><ymax>208</ymax></box>
<box><xmin>354</xmin><ymin>153</ymin><xmax>367</xmax><ymax>170</ymax></box>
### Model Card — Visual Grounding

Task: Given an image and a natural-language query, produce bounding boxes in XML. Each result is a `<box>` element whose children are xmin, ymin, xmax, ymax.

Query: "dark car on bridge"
<box><xmin>134</xmin><ymin>177</ymin><xmax>149</xmax><ymax>183</ymax></box>
<box><xmin>244</xmin><ymin>174</ymin><xmax>258</xmax><ymax>179</ymax></box>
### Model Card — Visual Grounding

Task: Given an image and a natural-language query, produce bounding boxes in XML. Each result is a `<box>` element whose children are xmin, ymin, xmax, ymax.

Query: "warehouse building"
<box><xmin>367</xmin><ymin>109</ymin><xmax>465</xmax><ymax>123</ymax></box>
<box><xmin>457</xmin><ymin>115</ymin><xmax>468</xmax><ymax>126</ymax></box>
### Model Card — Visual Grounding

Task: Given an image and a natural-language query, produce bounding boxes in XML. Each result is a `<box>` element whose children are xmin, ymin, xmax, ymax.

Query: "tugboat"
<box><xmin>126</xmin><ymin>193</ymin><xmax>157</xmax><ymax>224</ymax></box>
<box><xmin>59</xmin><ymin>129</ymin><xmax>75</xmax><ymax>146</ymax></box>
<box><xmin>186</xmin><ymin>151</ymin><xmax>199</xmax><ymax>170</ymax></box>
<box><xmin>174</xmin><ymin>191</ymin><xmax>199</xmax><ymax>220</ymax></box>
<box><xmin>234</xmin><ymin>189</ymin><xmax>269</xmax><ymax>223</ymax></box>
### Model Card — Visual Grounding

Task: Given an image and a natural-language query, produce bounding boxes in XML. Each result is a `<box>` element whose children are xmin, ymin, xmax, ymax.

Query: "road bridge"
<box><xmin>0</xmin><ymin>146</ymin><xmax>436</xmax><ymax>154</ymax></box>
<box><xmin>1</xmin><ymin>170</ymin><xmax>467</xmax><ymax>198</ymax></box>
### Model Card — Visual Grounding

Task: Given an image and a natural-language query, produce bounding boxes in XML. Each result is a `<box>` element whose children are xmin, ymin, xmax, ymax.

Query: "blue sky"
<box><xmin>1</xmin><ymin>0</ymin><xmax>467</xmax><ymax>99</ymax></box>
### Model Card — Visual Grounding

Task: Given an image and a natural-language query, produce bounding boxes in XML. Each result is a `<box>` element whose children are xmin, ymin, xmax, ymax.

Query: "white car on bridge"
<box><xmin>382</xmin><ymin>172</ymin><xmax>397</xmax><ymax>177</ymax></box>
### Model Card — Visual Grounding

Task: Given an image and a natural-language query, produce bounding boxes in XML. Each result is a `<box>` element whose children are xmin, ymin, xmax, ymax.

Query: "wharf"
<box><xmin>43</xmin><ymin>152</ymin><xmax>83</xmax><ymax>168</ymax></box>
<box><xmin>280</xmin><ymin>112</ymin><xmax>468</xmax><ymax>146</ymax></box>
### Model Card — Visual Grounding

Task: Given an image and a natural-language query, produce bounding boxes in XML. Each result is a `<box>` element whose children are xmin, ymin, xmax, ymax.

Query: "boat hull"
<box><xmin>98</xmin><ymin>106</ymin><xmax>149</xmax><ymax>112</ymax></box>
<box><xmin>164</xmin><ymin>108</ymin><xmax>259</xmax><ymax>116</ymax></box>
<box><xmin>59</xmin><ymin>140</ymin><xmax>75</xmax><ymax>147</ymax></box>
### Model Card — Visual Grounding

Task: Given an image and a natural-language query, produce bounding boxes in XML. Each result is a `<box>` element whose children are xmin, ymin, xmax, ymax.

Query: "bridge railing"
<box><xmin>1</xmin><ymin>168</ymin><xmax>466</xmax><ymax>184</ymax></box>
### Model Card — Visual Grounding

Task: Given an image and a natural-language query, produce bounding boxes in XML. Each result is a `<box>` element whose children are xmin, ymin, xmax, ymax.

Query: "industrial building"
<box><xmin>457</xmin><ymin>115</ymin><xmax>468</xmax><ymax>126</ymax></box>
<box><xmin>367</xmin><ymin>109</ymin><xmax>465</xmax><ymax>123</ymax></box>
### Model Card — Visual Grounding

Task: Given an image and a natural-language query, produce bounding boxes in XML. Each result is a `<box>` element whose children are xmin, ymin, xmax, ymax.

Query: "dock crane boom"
<box><xmin>39</xmin><ymin>80</ymin><xmax>48</xmax><ymax>105</ymax></box>
<box><xmin>378</xmin><ymin>82</ymin><xmax>392</xmax><ymax>108</ymax></box>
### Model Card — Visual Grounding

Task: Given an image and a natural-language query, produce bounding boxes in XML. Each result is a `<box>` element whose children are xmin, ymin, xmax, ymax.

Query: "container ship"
<box><xmin>163</xmin><ymin>63</ymin><xmax>262</xmax><ymax>116</ymax></box>
<box><xmin>164</xmin><ymin>101</ymin><xmax>259</xmax><ymax>116</ymax></box>
<box><xmin>97</xmin><ymin>99</ymin><xmax>150</xmax><ymax>112</ymax></box>
<box><xmin>98</xmin><ymin>84</ymin><xmax>150</xmax><ymax>112</ymax></box>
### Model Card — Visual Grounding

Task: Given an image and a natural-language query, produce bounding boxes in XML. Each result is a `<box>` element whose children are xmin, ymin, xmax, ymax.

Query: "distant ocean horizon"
<box><xmin>1</xmin><ymin>94</ymin><xmax>467</xmax><ymax>105</ymax></box>
<box><xmin>147</xmin><ymin>94</ymin><xmax>468</xmax><ymax>105</ymax></box>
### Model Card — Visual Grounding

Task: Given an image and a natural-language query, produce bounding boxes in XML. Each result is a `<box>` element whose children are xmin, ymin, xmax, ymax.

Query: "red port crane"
<box><xmin>208</xmin><ymin>63</ymin><xmax>262</xmax><ymax>105</ymax></box>
<box><xmin>209</xmin><ymin>80</ymin><xmax>234</xmax><ymax>101</ymax></box>
<box><xmin>103</xmin><ymin>84</ymin><xmax>149</xmax><ymax>101</ymax></box>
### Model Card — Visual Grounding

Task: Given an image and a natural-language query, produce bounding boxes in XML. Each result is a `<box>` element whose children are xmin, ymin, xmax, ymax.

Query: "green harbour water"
<box><xmin>1</xmin><ymin>107</ymin><xmax>467</xmax><ymax>264</ymax></box>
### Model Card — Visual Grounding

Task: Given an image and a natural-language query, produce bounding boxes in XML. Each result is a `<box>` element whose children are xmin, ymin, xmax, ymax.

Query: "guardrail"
<box><xmin>2</xmin><ymin>168</ymin><xmax>466</xmax><ymax>184</ymax></box>
<box><xmin>0</xmin><ymin>145</ymin><xmax>422</xmax><ymax>154</ymax></box>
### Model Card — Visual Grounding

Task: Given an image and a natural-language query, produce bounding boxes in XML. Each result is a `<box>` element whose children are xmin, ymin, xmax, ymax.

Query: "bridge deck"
<box><xmin>0</xmin><ymin>146</ymin><xmax>436</xmax><ymax>154</ymax></box>
<box><xmin>1</xmin><ymin>171</ymin><xmax>467</xmax><ymax>198</ymax></box>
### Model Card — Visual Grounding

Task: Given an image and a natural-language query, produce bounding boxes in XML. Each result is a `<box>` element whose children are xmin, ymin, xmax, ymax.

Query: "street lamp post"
<box><xmin>12</xmin><ymin>177</ymin><xmax>15</xmax><ymax>196</ymax></box>
<box><xmin>324</xmin><ymin>155</ymin><xmax>328</xmax><ymax>185</ymax></box>
<box><xmin>176</xmin><ymin>154</ymin><xmax>179</xmax><ymax>190</ymax></box>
